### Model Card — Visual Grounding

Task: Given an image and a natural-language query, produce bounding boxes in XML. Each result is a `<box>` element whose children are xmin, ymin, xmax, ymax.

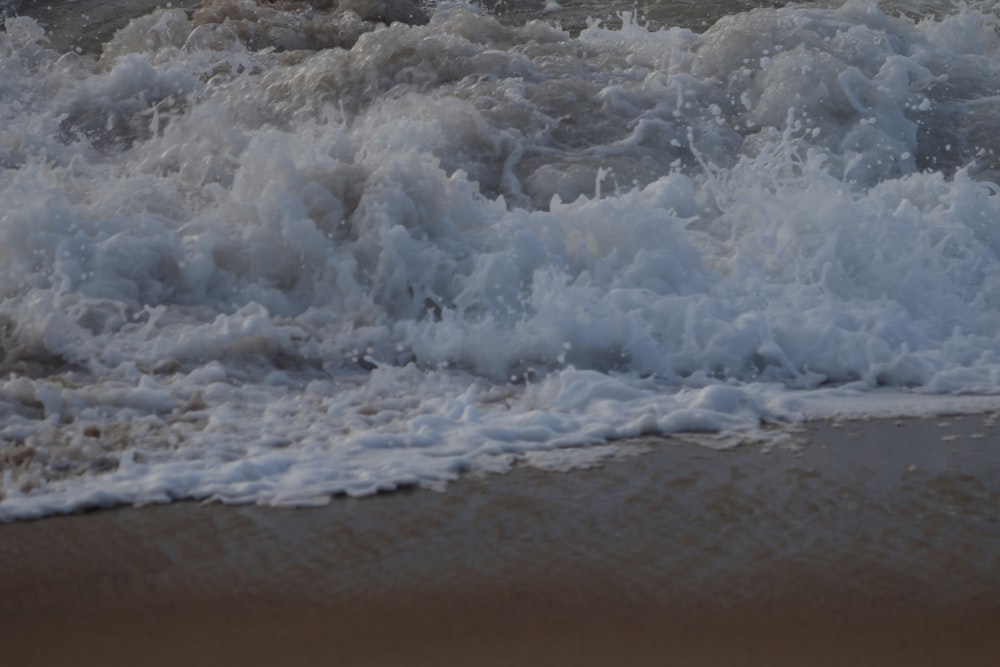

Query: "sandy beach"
<box><xmin>2</xmin><ymin>415</ymin><xmax>999</xmax><ymax>666</ymax></box>
<box><xmin>3</xmin><ymin>2</ymin><xmax>1000</xmax><ymax>664</ymax></box>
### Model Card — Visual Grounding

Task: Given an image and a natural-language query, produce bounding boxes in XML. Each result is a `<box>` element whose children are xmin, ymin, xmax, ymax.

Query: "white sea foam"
<box><xmin>2</xmin><ymin>1</ymin><xmax>1000</xmax><ymax>520</ymax></box>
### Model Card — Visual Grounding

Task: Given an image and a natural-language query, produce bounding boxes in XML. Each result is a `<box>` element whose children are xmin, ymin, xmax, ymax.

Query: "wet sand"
<box><xmin>2</xmin><ymin>415</ymin><xmax>1000</xmax><ymax>666</ymax></box>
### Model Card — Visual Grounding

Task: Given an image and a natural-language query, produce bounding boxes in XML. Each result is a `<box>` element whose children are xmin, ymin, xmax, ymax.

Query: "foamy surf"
<box><xmin>1</xmin><ymin>0</ymin><xmax>999</xmax><ymax>520</ymax></box>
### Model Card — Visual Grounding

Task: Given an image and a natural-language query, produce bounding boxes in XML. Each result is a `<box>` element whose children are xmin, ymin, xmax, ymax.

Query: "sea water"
<box><xmin>1</xmin><ymin>0</ymin><xmax>999</xmax><ymax>520</ymax></box>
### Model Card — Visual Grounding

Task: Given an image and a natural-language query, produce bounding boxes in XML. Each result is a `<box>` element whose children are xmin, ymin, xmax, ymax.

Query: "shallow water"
<box><xmin>1</xmin><ymin>0</ymin><xmax>999</xmax><ymax>520</ymax></box>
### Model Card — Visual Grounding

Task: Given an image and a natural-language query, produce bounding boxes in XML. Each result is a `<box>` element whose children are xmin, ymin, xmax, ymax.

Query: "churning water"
<box><xmin>2</xmin><ymin>0</ymin><xmax>1000</xmax><ymax>519</ymax></box>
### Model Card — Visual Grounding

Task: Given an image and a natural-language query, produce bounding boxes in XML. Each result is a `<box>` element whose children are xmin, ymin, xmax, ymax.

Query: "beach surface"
<box><xmin>2</xmin><ymin>415</ymin><xmax>999</xmax><ymax>666</ymax></box>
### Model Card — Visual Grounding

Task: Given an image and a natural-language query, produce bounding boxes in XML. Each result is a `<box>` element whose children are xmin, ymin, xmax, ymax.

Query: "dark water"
<box><xmin>12</xmin><ymin>1</ymin><xmax>199</xmax><ymax>53</ymax></box>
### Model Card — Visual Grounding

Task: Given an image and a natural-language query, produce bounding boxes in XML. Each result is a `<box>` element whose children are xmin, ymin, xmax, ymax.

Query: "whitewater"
<box><xmin>1</xmin><ymin>0</ymin><xmax>999</xmax><ymax>520</ymax></box>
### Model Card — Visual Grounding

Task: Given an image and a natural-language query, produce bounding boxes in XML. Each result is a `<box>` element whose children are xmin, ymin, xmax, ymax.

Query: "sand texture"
<box><xmin>2</xmin><ymin>415</ymin><xmax>999</xmax><ymax>665</ymax></box>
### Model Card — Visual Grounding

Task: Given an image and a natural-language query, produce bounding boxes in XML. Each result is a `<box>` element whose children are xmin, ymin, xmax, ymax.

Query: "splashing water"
<box><xmin>1</xmin><ymin>0</ymin><xmax>1000</xmax><ymax>519</ymax></box>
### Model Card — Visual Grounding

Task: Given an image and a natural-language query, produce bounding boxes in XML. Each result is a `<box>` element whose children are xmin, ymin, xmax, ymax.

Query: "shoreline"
<box><xmin>2</xmin><ymin>414</ymin><xmax>999</xmax><ymax>665</ymax></box>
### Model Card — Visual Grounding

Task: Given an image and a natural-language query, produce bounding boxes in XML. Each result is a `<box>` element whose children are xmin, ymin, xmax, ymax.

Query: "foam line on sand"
<box><xmin>2</xmin><ymin>415</ymin><xmax>999</xmax><ymax>666</ymax></box>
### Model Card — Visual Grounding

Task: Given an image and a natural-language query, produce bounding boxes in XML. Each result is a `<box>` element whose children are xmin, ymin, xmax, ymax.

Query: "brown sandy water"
<box><xmin>2</xmin><ymin>415</ymin><xmax>999</xmax><ymax>665</ymax></box>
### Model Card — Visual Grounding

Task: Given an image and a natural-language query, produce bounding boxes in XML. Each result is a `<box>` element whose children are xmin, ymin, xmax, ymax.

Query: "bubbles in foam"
<box><xmin>2</xmin><ymin>1</ymin><xmax>1000</xmax><ymax>519</ymax></box>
